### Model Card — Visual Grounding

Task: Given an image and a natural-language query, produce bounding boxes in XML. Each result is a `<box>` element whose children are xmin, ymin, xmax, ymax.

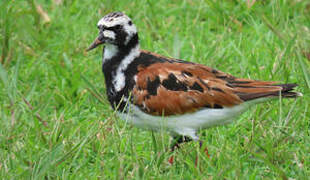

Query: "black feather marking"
<box><xmin>213</xmin><ymin>104</ymin><xmax>223</xmax><ymax>109</ymax></box>
<box><xmin>190</xmin><ymin>82</ymin><xmax>204</xmax><ymax>92</ymax></box>
<box><xmin>212</xmin><ymin>87</ymin><xmax>225</xmax><ymax>93</ymax></box>
<box><xmin>181</xmin><ymin>71</ymin><xmax>193</xmax><ymax>77</ymax></box>
<box><xmin>162</xmin><ymin>73</ymin><xmax>188</xmax><ymax>91</ymax></box>
<box><xmin>146</xmin><ymin>76</ymin><xmax>160</xmax><ymax>96</ymax></box>
<box><xmin>105</xmin><ymin>12</ymin><xmax>124</xmax><ymax>18</ymax></box>
<box><xmin>205</xmin><ymin>104</ymin><xmax>212</xmax><ymax>108</ymax></box>
<box><xmin>211</xmin><ymin>69</ymin><xmax>219</xmax><ymax>74</ymax></box>
<box><xmin>216</xmin><ymin>75</ymin><xmax>235</xmax><ymax>81</ymax></box>
<box><xmin>144</xmin><ymin>94</ymin><xmax>150</xmax><ymax>100</ymax></box>
<box><xmin>198</xmin><ymin>77</ymin><xmax>210</xmax><ymax>90</ymax></box>
<box><xmin>226</xmin><ymin>83</ymin><xmax>234</xmax><ymax>88</ymax></box>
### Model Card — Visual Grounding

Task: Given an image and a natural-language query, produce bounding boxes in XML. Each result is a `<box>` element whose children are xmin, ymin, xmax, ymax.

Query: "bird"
<box><xmin>86</xmin><ymin>12</ymin><xmax>302</xmax><ymax>151</ymax></box>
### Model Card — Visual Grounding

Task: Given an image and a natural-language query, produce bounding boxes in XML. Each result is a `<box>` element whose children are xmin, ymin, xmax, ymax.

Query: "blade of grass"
<box><xmin>0</xmin><ymin>63</ymin><xmax>13</xmax><ymax>102</ymax></box>
<box><xmin>81</xmin><ymin>74</ymin><xmax>106</xmax><ymax>102</ymax></box>
<box><xmin>296</xmin><ymin>46</ymin><xmax>310</xmax><ymax>89</ymax></box>
<box><xmin>261</xmin><ymin>15</ymin><xmax>287</xmax><ymax>42</ymax></box>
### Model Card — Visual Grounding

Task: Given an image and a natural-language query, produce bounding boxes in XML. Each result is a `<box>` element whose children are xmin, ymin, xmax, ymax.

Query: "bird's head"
<box><xmin>87</xmin><ymin>12</ymin><xmax>138</xmax><ymax>51</ymax></box>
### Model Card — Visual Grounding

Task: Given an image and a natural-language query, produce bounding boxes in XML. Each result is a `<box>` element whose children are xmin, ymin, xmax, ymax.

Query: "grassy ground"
<box><xmin>1</xmin><ymin>0</ymin><xmax>310</xmax><ymax>179</ymax></box>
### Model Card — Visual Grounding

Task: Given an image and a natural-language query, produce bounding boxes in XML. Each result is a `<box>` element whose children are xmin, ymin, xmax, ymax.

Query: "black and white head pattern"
<box><xmin>98</xmin><ymin>12</ymin><xmax>141</xmax><ymax>94</ymax></box>
<box><xmin>97</xmin><ymin>12</ymin><xmax>137</xmax><ymax>46</ymax></box>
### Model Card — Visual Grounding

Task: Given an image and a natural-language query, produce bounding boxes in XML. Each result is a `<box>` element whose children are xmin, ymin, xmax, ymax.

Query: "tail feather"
<box><xmin>272</xmin><ymin>83</ymin><xmax>298</xmax><ymax>92</ymax></box>
<box><xmin>234</xmin><ymin>83</ymin><xmax>301</xmax><ymax>101</ymax></box>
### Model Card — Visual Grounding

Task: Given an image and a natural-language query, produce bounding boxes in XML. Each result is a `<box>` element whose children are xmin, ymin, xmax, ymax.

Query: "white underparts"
<box><xmin>113</xmin><ymin>44</ymin><xmax>140</xmax><ymax>91</ymax></box>
<box><xmin>118</xmin><ymin>98</ymin><xmax>269</xmax><ymax>140</ymax></box>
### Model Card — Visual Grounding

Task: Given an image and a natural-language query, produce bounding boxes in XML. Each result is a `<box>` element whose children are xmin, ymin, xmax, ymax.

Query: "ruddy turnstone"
<box><xmin>87</xmin><ymin>12</ymin><xmax>302</xmax><ymax>150</ymax></box>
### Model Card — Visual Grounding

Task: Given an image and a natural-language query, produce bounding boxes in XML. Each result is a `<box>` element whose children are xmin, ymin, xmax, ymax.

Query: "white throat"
<box><xmin>103</xmin><ymin>44</ymin><xmax>118</xmax><ymax>61</ymax></box>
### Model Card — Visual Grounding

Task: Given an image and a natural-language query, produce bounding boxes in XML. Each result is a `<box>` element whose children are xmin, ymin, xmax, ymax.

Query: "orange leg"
<box><xmin>195</xmin><ymin>141</ymin><xmax>210</xmax><ymax>167</ymax></box>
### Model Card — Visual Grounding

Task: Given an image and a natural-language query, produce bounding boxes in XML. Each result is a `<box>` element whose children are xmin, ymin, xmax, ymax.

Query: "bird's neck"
<box><xmin>101</xmin><ymin>33</ymin><xmax>140</xmax><ymax>110</ymax></box>
<box><xmin>102</xmin><ymin>33</ymin><xmax>140</xmax><ymax>74</ymax></box>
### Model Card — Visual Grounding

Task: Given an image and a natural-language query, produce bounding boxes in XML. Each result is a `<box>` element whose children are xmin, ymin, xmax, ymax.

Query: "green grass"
<box><xmin>1</xmin><ymin>0</ymin><xmax>309</xmax><ymax>179</ymax></box>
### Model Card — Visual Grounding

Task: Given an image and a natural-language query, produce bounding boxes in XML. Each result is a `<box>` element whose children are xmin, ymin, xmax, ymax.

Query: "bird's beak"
<box><xmin>86</xmin><ymin>33</ymin><xmax>105</xmax><ymax>51</ymax></box>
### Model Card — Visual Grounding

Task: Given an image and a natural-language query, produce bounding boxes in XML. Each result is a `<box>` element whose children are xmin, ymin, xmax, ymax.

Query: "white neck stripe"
<box><xmin>113</xmin><ymin>44</ymin><xmax>140</xmax><ymax>92</ymax></box>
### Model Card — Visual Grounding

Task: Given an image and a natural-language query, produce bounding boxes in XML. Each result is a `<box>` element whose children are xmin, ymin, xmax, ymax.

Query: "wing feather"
<box><xmin>132</xmin><ymin>61</ymin><xmax>242</xmax><ymax>116</ymax></box>
<box><xmin>132</xmin><ymin>51</ymin><xmax>300</xmax><ymax>116</ymax></box>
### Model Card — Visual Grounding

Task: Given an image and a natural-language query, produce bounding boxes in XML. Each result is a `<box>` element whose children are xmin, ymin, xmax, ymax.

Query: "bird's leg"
<box><xmin>168</xmin><ymin>136</ymin><xmax>192</xmax><ymax>164</ymax></box>
<box><xmin>199</xmin><ymin>140</ymin><xmax>210</xmax><ymax>158</ymax></box>
<box><xmin>195</xmin><ymin>140</ymin><xmax>210</xmax><ymax>167</ymax></box>
<box><xmin>170</xmin><ymin>135</ymin><xmax>192</xmax><ymax>151</ymax></box>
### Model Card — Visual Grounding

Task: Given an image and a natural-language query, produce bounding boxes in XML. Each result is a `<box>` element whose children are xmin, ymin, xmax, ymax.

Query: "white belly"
<box><xmin>117</xmin><ymin>102</ymin><xmax>254</xmax><ymax>140</ymax></box>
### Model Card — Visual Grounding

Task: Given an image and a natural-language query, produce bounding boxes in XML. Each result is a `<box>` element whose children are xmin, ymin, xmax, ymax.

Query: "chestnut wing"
<box><xmin>132</xmin><ymin>61</ymin><xmax>245</xmax><ymax>116</ymax></box>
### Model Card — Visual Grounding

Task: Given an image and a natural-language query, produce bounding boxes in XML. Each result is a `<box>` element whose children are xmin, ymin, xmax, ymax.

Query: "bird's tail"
<box><xmin>231</xmin><ymin>81</ymin><xmax>302</xmax><ymax>102</ymax></box>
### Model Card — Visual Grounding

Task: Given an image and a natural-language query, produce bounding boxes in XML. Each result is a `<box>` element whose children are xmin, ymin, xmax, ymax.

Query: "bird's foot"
<box><xmin>168</xmin><ymin>136</ymin><xmax>192</xmax><ymax>165</ymax></box>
